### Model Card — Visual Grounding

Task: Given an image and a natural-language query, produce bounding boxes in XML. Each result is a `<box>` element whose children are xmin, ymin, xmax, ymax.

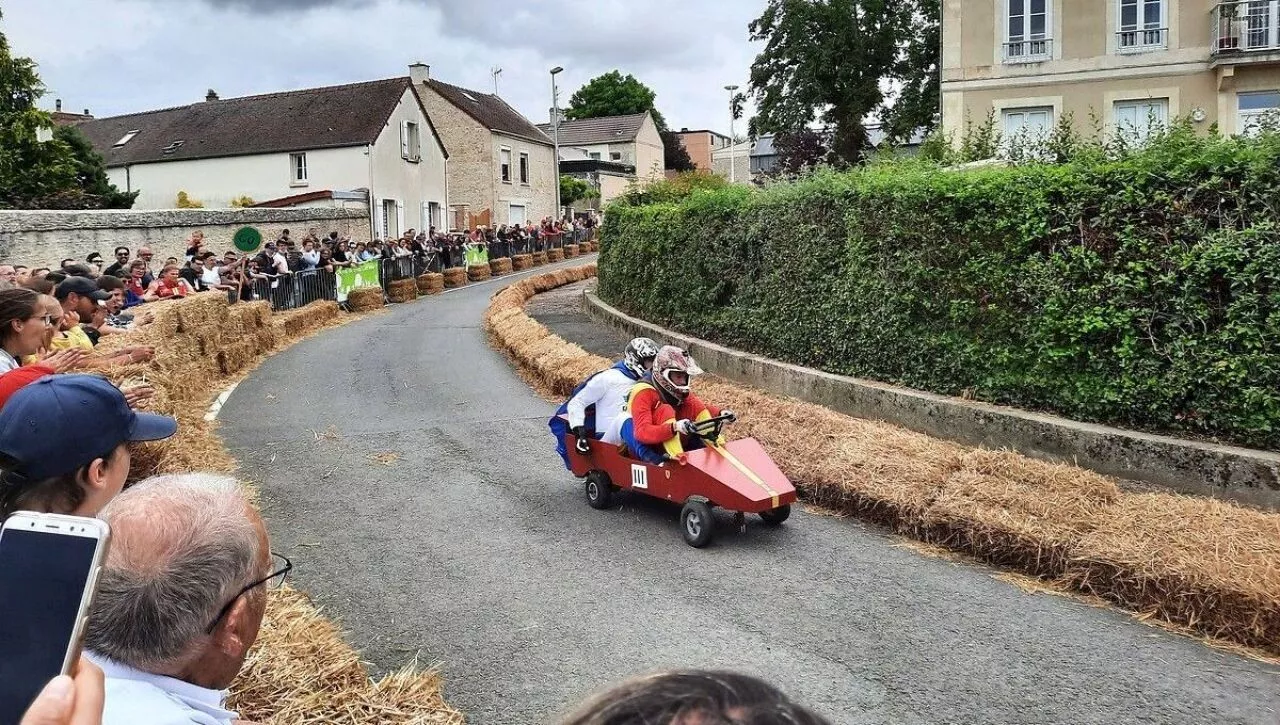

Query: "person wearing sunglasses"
<box><xmin>0</xmin><ymin>289</ymin><xmax>83</xmax><ymax>375</ymax></box>
<box><xmin>84</xmin><ymin>473</ymin><xmax>289</xmax><ymax>725</ymax></box>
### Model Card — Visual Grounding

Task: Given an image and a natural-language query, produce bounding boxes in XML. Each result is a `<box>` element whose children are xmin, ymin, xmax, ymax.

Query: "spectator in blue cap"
<box><xmin>0</xmin><ymin>375</ymin><xmax>177</xmax><ymax>520</ymax></box>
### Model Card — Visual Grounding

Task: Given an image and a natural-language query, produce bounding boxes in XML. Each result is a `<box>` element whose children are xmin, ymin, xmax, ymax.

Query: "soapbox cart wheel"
<box><xmin>585</xmin><ymin>471</ymin><xmax>613</xmax><ymax>510</ymax></box>
<box><xmin>680</xmin><ymin>500</ymin><xmax>715</xmax><ymax>548</ymax></box>
<box><xmin>759</xmin><ymin>504</ymin><xmax>792</xmax><ymax>526</ymax></box>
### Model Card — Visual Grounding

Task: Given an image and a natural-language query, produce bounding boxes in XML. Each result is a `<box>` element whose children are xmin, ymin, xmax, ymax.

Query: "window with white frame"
<box><xmin>1238</xmin><ymin>90</ymin><xmax>1280</xmax><ymax>136</ymax></box>
<box><xmin>519</xmin><ymin>152</ymin><xmax>530</xmax><ymax>184</ymax></box>
<box><xmin>610</xmin><ymin>151</ymin><xmax>622</xmax><ymax>161</ymax></box>
<box><xmin>401</xmin><ymin>121</ymin><xmax>421</xmax><ymax>161</ymax></box>
<box><xmin>1005</xmin><ymin>0</ymin><xmax>1051</xmax><ymax>62</ymax></box>
<box><xmin>1118</xmin><ymin>0</ymin><xmax>1166</xmax><ymax>51</ymax></box>
<box><xmin>589</xmin><ymin>151</ymin><xmax>601</xmax><ymax>160</ymax></box>
<box><xmin>509</xmin><ymin>203</ymin><xmax>527</xmax><ymax>226</ymax></box>
<box><xmin>500</xmin><ymin>148</ymin><xmax>512</xmax><ymax>183</ymax></box>
<box><xmin>1113</xmin><ymin>98</ymin><xmax>1168</xmax><ymax>141</ymax></box>
<box><xmin>1002</xmin><ymin>106</ymin><xmax>1055</xmax><ymax>142</ymax></box>
<box><xmin>289</xmin><ymin>153</ymin><xmax>308</xmax><ymax>185</ymax></box>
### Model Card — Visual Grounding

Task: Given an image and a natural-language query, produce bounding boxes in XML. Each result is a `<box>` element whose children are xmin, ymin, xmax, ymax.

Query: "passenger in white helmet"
<box><xmin>549</xmin><ymin>337</ymin><xmax>659</xmax><ymax>469</ymax></box>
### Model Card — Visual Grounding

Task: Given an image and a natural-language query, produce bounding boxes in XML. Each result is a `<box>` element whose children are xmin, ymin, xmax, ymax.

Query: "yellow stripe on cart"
<box><xmin>707</xmin><ymin>443</ymin><xmax>781</xmax><ymax>509</ymax></box>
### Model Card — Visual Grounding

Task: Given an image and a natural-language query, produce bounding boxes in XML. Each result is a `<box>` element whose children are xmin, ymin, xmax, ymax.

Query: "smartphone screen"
<box><xmin>0</xmin><ymin>527</ymin><xmax>100</xmax><ymax>722</ymax></box>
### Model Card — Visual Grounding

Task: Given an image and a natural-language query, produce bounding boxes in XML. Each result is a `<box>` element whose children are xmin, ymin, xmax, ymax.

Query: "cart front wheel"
<box><xmin>759</xmin><ymin>505</ymin><xmax>791</xmax><ymax>526</ymax></box>
<box><xmin>680</xmin><ymin>500</ymin><xmax>715</xmax><ymax>548</ymax></box>
<box><xmin>585</xmin><ymin>471</ymin><xmax>613</xmax><ymax>510</ymax></box>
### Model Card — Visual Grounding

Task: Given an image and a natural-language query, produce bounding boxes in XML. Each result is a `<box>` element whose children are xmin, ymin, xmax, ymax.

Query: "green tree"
<box><xmin>55</xmin><ymin>125</ymin><xmax>137</xmax><ymax>209</ymax></box>
<box><xmin>565</xmin><ymin>71</ymin><xmax>668</xmax><ymax>132</ymax></box>
<box><xmin>0</xmin><ymin>8</ymin><xmax>135</xmax><ymax>209</ymax></box>
<box><xmin>748</xmin><ymin>0</ymin><xmax>925</xmax><ymax>165</ymax></box>
<box><xmin>883</xmin><ymin>0</ymin><xmax>941</xmax><ymax>143</ymax></box>
<box><xmin>559</xmin><ymin>175</ymin><xmax>598</xmax><ymax>207</ymax></box>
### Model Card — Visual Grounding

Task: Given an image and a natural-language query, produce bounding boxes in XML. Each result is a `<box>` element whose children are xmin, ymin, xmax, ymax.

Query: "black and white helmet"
<box><xmin>623</xmin><ymin>337</ymin><xmax>660</xmax><ymax>377</ymax></box>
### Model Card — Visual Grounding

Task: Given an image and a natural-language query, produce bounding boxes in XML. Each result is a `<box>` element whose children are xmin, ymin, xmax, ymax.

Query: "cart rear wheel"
<box><xmin>680</xmin><ymin>500</ymin><xmax>715</xmax><ymax>548</ymax></box>
<box><xmin>585</xmin><ymin>471</ymin><xmax>613</xmax><ymax>510</ymax></box>
<box><xmin>759</xmin><ymin>505</ymin><xmax>791</xmax><ymax>526</ymax></box>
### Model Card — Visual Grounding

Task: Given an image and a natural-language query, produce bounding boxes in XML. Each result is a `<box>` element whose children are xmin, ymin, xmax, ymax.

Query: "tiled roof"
<box><xmin>425</xmin><ymin>79</ymin><xmax>553</xmax><ymax>146</ymax></box>
<box><xmin>536</xmin><ymin>112</ymin><xmax>650</xmax><ymax>147</ymax></box>
<box><xmin>75</xmin><ymin>77</ymin><xmax>444</xmax><ymax>167</ymax></box>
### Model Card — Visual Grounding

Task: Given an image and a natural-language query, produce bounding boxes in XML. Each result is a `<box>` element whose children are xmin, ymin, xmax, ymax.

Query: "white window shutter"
<box><xmin>396</xmin><ymin>201</ymin><xmax>405</xmax><ymax>237</ymax></box>
<box><xmin>375</xmin><ymin>198</ymin><xmax>386</xmax><ymax>238</ymax></box>
<box><xmin>401</xmin><ymin>122</ymin><xmax>409</xmax><ymax>158</ymax></box>
<box><xmin>422</xmin><ymin>202</ymin><xmax>430</xmax><ymax>230</ymax></box>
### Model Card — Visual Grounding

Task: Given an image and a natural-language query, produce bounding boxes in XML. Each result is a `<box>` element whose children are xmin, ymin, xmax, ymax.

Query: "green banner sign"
<box><xmin>335</xmin><ymin>260</ymin><xmax>381</xmax><ymax>303</ymax></box>
<box><xmin>464</xmin><ymin>244</ymin><xmax>490</xmax><ymax>267</ymax></box>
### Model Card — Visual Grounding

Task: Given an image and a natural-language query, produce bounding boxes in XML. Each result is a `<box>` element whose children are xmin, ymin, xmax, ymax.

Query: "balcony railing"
<box><xmin>1213</xmin><ymin>1</ymin><xmax>1280</xmax><ymax>57</ymax></box>
<box><xmin>1002</xmin><ymin>38</ymin><xmax>1053</xmax><ymax>63</ymax></box>
<box><xmin>1116</xmin><ymin>27</ymin><xmax>1169</xmax><ymax>52</ymax></box>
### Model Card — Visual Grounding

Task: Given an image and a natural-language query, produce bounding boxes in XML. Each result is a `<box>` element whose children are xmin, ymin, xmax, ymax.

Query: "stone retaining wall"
<box><xmin>0</xmin><ymin>207</ymin><xmax>371</xmax><ymax>268</ymax></box>
<box><xmin>584</xmin><ymin>289</ymin><xmax>1280</xmax><ymax>510</ymax></box>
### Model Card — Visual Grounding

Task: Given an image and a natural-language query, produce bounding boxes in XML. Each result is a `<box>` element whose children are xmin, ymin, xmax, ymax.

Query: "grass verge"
<box><xmin>484</xmin><ymin>265</ymin><xmax>1280</xmax><ymax>658</ymax></box>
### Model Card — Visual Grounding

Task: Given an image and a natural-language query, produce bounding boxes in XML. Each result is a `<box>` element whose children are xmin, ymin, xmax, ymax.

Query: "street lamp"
<box><xmin>724</xmin><ymin>84</ymin><xmax>739</xmax><ymax>184</ymax></box>
<box><xmin>551</xmin><ymin>66</ymin><xmax>564</xmax><ymax>219</ymax></box>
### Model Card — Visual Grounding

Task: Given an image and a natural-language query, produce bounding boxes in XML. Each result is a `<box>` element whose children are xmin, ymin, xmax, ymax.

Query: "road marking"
<box><xmin>205</xmin><ymin>381</ymin><xmax>241</xmax><ymax>421</ymax></box>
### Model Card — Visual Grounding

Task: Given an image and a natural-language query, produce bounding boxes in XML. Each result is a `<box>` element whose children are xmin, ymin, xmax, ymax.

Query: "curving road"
<box><xmin>221</xmin><ymin>258</ymin><xmax>1280</xmax><ymax>725</ymax></box>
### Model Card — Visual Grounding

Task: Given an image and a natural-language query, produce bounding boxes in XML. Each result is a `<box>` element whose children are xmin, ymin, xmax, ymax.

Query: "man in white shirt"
<box><xmin>549</xmin><ymin>337</ymin><xmax>659</xmax><ymax>469</ymax></box>
<box><xmin>84</xmin><ymin>473</ymin><xmax>288</xmax><ymax>725</ymax></box>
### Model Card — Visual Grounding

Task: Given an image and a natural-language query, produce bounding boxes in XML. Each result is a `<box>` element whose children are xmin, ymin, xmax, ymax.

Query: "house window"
<box><xmin>290</xmin><ymin>153</ymin><xmax>308</xmax><ymax>185</ymax></box>
<box><xmin>382</xmin><ymin>199</ymin><xmax>399</xmax><ymax>239</ymax></box>
<box><xmin>113</xmin><ymin>130</ymin><xmax>140</xmax><ymax>147</ymax></box>
<box><xmin>500</xmin><ymin>148</ymin><xmax>512</xmax><ymax>183</ymax></box>
<box><xmin>428</xmin><ymin>202</ymin><xmax>441</xmax><ymax>230</ymax></box>
<box><xmin>1238</xmin><ymin>90</ymin><xmax>1280</xmax><ymax>136</ymax></box>
<box><xmin>589</xmin><ymin>152</ymin><xmax>602</xmax><ymax>161</ymax></box>
<box><xmin>1118</xmin><ymin>0</ymin><xmax>1166</xmax><ymax>51</ymax></box>
<box><xmin>1002</xmin><ymin>106</ymin><xmax>1055</xmax><ymax>141</ymax></box>
<box><xmin>402</xmin><ymin>121</ymin><xmax>421</xmax><ymax>161</ymax></box>
<box><xmin>610</xmin><ymin>151</ymin><xmax>622</xmax><ymax>161</ymax></box>
<box><xmin>509</xmin><ymin>203</ymin><xmax>527</xmax><ymax>226</ymax></box>
<box><xmin>1114</xmin><ymin>98</ymin><xmax>1168</xmax><ymax>141</ymax></box>
<box><xmin>519</xmin><ymin>152</ymin><xmax>529</xmax><ymax>184</ymax></box>
<box><xmin>1004</xmin><ymin>0</ymin><xmax>1052</xmax><ymax>62</ymax></box>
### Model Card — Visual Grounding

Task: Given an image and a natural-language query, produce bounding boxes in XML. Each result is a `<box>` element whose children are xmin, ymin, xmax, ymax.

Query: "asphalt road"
<box><xmin>221</xmin><ymin>258</ymin><xmax>1280</xmax><ymax>725</ymax></box>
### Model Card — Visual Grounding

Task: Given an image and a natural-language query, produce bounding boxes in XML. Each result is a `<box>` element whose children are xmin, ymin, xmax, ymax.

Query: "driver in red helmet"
<box><xmin>613</xmin><ymin>345</ymin><xmax>736</xmax><ymax>465</ymax></box>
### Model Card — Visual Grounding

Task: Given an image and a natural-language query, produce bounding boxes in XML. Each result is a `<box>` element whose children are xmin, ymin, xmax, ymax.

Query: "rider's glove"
<box><xmin>675</xmin><ymin>419</ymin><xmax>698</xmax><ymax>437</ymax></box>
<box><xmin>721</xmin><ymin>409</ymin><xmax>738</xmax><ymax>423</ymax></box>
<box><xmin>572</xmin><ymin>426</ymin><xmax>591</xmax><ymax>454</ymax></box>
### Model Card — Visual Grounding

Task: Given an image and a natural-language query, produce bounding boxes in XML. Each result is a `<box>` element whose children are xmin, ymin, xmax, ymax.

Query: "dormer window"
<box><xmin>113</xmin><ymin>130</ymin><xmax>140</xmax><ymax>147</ymax></box>
<box><xmin>161</xmin><ymin>140</ymin><xmax>185</xmax><ymax>154</ymax></box>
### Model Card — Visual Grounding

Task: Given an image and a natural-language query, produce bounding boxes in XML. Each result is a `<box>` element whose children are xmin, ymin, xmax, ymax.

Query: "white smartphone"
<box><xmin>0</xmin><ymin>511</ymin><xmax>110</xmax><ymax>723</ymax></box>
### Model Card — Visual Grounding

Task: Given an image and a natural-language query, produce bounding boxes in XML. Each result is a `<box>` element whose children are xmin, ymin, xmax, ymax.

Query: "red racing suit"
<box><xmin>619</xmin><ymin>381</ymin><xmax>722</xmax><ymax>464</ymax></box>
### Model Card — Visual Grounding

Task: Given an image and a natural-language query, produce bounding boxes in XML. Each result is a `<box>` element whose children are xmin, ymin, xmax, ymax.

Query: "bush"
<box><xmin>612</xmin><ymin>171</ymin><xmax>735</xmax><ymax>208</ymax></box>
<box><xmin>598</xmin><ymin>128</ymin><xmax>1280</xmax><ymax>450</ymax></box>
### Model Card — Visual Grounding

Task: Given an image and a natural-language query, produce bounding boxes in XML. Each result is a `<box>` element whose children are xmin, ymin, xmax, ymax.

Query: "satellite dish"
<box><xmin>233</xmin><ymin>226</ymin><xmax>263</xmax><ymax>253</ymax></box>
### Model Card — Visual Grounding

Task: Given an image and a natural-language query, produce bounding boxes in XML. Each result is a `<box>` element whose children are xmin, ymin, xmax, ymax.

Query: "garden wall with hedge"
<box><xmin>598</xmin><ymin>133</ymin><xmax>1280</xmax><ymax>450</ymax></box>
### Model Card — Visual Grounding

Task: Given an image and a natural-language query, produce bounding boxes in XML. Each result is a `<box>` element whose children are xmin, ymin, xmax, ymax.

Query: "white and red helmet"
<box><xmin>652</xmin><ymin>346</ymin><xmax>702</xmax><ymax>402</ymax></box>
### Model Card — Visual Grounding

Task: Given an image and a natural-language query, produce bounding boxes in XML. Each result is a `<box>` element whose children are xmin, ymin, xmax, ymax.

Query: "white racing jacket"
<box><xmin>566</xmin><ymin>365</ymin><xmax>637</xmax><ymax>444</ymax></box>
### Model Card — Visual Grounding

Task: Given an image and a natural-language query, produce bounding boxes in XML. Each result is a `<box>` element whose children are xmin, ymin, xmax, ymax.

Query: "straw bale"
<box><xmin>531</xmin><ymin>251</ymin><xmax>547</xmax><ymax>266</ymax></box>
<box><xmin>275</xmin><ymin>301</ymin><xmax>341</xmax><ymax>339</ymax></box>
<box><xmin>443</xmin><ymin>268</ymin><xmax>468</xmax><ymax>288</ymax></box>
<box><xmin>416</xmin><ymin>273</ymin><xmax>445</xmax><ymax>296</ymax></box>
<box><xmin>512</xmin><ymin>254</ymin><xmax>533</xmax><ymax>271</ymax></box>
<box><xmin>490</xmin><ymin>257</ymin><xmax>513</xmax><ymax>276</ymax></box>
<box><xmin>563</xmin><ymin>243</ymin><xmax>579</xmax><ymax>258</ymax></box>
<box><xmin>387</xmin><ymin>279</ymin><xmax>419</xmax><ymax>304</ymax></box>
<box><xmin>467</xmin><ymin>264</ymin><xmax>491</xmax><ymax>282</ymax></box>
<box><xmin>174</xmin><ymin>292</ymin><xmax>231</xmax><ymax>332</ymax></box>
<box><xmin>348</xmin><ymin>286</ymin><xmax>385</xmax><ymax>312</ymax></box>
<box><xmin>229</xmin><ymin>587</ymin><xmax>464</xmax><ymax>724</ymax></box>
<box><xmin>1065</xmin><ymin>495</ymin><xmax>1280</xmax><ymax>652</ymax></box>
<box><xmin>547</xmin><ymin>248</ymin><xmax>564</xmax><ymax>262</ymax></box>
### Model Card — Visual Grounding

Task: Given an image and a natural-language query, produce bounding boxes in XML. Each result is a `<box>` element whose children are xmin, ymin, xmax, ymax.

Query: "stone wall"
<box><xmin>0</xmin><ymin>207</ymin><xmax>371</xmax><ymax>268</ymax></box>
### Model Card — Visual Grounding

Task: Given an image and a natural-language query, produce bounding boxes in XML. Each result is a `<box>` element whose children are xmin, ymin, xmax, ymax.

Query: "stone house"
<box><xmin>409</xmin><ymin>64</ymin><xmax>556</xmax><ymax>230</ymax></box>
<box><xmin>537</xmin><ymin>111</ymin><xmax>666</xmax><ymax>181</ymax></box>
<box><xmin>73</xmin><ymin>78</ymin><xmax>449</xmax><ymax>241</ymax></box>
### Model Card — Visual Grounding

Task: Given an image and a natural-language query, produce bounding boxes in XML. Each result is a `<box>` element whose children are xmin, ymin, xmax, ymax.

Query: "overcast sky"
<box><xmin>4</xmin><ymin>0</ymin><xmax>762</xmax><ymax>135</ymax></box>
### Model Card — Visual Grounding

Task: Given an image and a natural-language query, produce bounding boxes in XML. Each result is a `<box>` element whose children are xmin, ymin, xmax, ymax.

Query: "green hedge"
<box><xmin>598</xmin><ymin>131</ymin><xmax>1280</xmax><ymax>450</ymax></box>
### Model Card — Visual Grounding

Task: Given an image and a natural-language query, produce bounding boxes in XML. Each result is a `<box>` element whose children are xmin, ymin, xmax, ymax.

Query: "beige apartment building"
<box><xmin>942</xmin><ymin>0</ymin><xmax>1280</xmax><ymax>141</ymax></box>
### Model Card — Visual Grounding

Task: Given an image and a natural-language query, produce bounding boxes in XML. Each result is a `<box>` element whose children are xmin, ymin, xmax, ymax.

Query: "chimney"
<box><xmin>83</xmin><ymin>109</ymin><xmax>90</xmax><ymax>116</ymax></box>
<box><xmin>681</xmin><ymin>127</ymin><xmax>688</xmax><ymax>132</ymax></box>
<box><xmin>549</xmin><ymin>107</ymin><xmax>564</xmax><ymax>125</ymax></box>
<box><xmin>55</xmin><ymin>99</ymin><xmax>62</xmax><ymax>112</ymax></box>
<box><xmin>205</xmin><ymin>89</ymin><xmax>219</xmax><ymax>102</ymax></box>
<box><xmin>409</xmin><ymin>63</ymin><xmax>430</xmax><ymax>85</ymax></box>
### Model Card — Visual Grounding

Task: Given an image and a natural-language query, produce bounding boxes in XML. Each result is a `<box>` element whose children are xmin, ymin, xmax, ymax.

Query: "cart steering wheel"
<box><xmin>690</xmin><ymin>413</ymin><xmax>736</xmax><ymax>442</ymax></box>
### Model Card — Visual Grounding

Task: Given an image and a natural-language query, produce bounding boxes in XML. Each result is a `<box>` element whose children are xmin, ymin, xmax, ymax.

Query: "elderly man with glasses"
<box><xmin>84</xmin><ymin>473</ymin><xmax>291</xmax><ymax>725</ymax></box>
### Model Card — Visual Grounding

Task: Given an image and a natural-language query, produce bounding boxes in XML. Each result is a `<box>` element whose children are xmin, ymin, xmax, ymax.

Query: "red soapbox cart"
<box><xmin>564</xmin><ymin>414</ymin><xmax>798</xmax><ymax>547</ymax></box>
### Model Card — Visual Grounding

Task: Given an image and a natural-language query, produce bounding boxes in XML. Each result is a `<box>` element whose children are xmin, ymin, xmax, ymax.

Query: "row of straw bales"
<box><xmin>484</xmin><ymin>265</ymin><xmax>1280</xmax><ymax>657</ymax></box>
<box><xmin>97</xmin><ymin>292</ymin><xmax>462</xmax><ymax>722</ymax></box>
<box><xmin>417</xmin><ymin>273</ymin><xmax>445</xmax><ymax>296</ymax></box>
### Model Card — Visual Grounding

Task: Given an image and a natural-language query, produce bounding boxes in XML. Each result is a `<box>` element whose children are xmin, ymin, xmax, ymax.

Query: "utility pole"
<box><xmin>551</xmin><ymin>66</ymin><xmax>564</xmax><ymax>218</ymax></box>
<box><xmin>491</xmin><ymin>67</ymin><xmax>502</xmax><ymax>95</ymax></box>
<box><xmin>725</xmin><ymin>84</ymin><xmax>739</xmax><ymax>184</ymax></box>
